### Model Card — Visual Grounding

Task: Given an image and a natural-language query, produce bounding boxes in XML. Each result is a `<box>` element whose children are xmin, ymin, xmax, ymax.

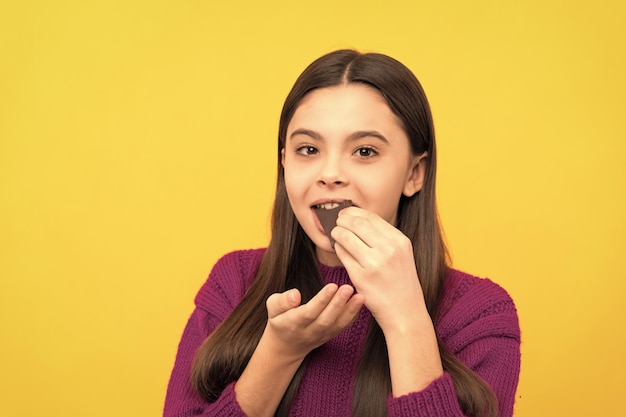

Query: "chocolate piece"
<box><xmin>314</xmin><ymin>200</ymin><xmax>354</xmax><ymax>248</ymax></box>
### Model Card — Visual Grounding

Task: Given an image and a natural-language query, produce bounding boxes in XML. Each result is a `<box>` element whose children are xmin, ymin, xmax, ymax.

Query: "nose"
<box><xmin>318</xmin><ymin>154</ymin><xmax>347</xmax><ymax>186</ymax></box>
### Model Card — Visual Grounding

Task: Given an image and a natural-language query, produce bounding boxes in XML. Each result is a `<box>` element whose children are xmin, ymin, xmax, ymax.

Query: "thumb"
<box><xmin>266</xmin><ymin>288</ymin><xmax>301</xmax><ymax>319</ymax></box>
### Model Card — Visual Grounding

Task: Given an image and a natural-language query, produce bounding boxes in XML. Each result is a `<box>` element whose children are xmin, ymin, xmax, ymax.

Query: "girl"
<box><xmin>164</xmin><ymin>50</ymin><xmax>521</xmax><ymax>417</ymax></box>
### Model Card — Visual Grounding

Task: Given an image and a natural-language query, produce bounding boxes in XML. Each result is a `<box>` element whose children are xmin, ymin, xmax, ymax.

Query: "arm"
<box><xmin>164</xmin><ymin>252</ymin><xmax>364</xmax><ymax>417</ymax></box>
<box><xmin>386</xmin><ymin>330</ymin><xmax>520</xmax><ymax>417</ymax></box>
<box><xmin>333</xmin><ymin>207</ymin><xmax>444</xmax><ymax>395</ymax></box>
<box><xmin>163</xmin><ymin>307</ymin><xmax>248</xmax><ymax>417</ymax></box>
<box><xmin>164</xmin><ymin>251</ymin><xmax>255</xmax><ymax>417</ymax></box>
<box><xmin>333</xmin><ymin>208</ymin><xmax>520</xmax><ymax>417</ymax></box>
<box><xmin>381</xmin><ymin>278</ymin><xmax>521</xmax><ymax>417</ymax></box>
<box><xmin>235</xmin><ymin>285</ymin><xmax>364</xmax><ymax>417</ymax></box>
<box><xmin>426</xmin><ymin>283</ymin><xmax>522</xmax><ymax>417</ymax></box>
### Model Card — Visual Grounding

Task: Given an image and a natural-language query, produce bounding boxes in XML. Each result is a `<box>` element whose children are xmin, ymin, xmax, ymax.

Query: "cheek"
<box><xmin>284</xmin><ymin>157</ymin><xmax>315</xmax><ymax>192</ymax></box>
<box><xmin>364</xmin><ymin>166</ymin><xmax>406</xmax><ymax>195</ymax></box>
<box><xmin>283</xmin><ymin>165</ymin><xmax>307</xmax><ymax>202</ymax></box>
<box><xmin>359</xmin><ymin>170</ymin><xmax>406</xmax><ymax>217</ymax></box>
<box><xmin>283</xmin><ymin>165</ymin><xmax>296</xmax><ymax>187</ymax></box>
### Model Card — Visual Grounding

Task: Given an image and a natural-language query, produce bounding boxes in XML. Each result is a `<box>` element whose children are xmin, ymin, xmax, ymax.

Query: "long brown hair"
<box><xmin>191</xmin><ymin>50</ymin><xmax>498</xmax><ymax>417</ymax></box>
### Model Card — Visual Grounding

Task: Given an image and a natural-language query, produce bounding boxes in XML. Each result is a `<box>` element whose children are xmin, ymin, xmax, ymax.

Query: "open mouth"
<box><xmin>312</xmin><ymin>200</ymin><xmax>354</xmax><ymax>248</ymax></box>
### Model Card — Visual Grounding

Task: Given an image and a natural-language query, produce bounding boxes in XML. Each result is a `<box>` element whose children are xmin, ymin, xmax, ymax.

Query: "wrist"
<box><xmin>377</xmin><ymin>303</ymin><xmax>431</xmax><ymax>337</ymax></box>
<box><xmin>382</xmin><ymin>313</ymin><xmax>444</xmax><ymax>396</ymax></box>
<box><xmin>259</xmin><ymin>326</ymin><xmax>309</xmax><ymax>365</ymax></box>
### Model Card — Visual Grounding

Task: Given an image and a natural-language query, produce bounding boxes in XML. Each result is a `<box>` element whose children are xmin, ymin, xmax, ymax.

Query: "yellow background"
<box><xmin>1</xmin><ymin>1</ymin><xmax>624</xmax><ymax>416</ymax></box>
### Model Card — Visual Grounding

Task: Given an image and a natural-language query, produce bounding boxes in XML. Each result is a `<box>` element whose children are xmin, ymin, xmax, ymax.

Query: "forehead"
<box><xmin>287</xmin><ymin>84</ymin><xmax>404</xmax><ymax>134</ymax></box>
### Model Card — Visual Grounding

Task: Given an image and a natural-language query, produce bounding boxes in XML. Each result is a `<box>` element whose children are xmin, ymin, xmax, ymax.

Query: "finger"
<box><xmin>339</xmin><ymin>292</ymin><xmax>366</xmax><ymax>326</ymax></box>
<box><xmin>336</xmin><ymin>209</ymin><xmax>391</xmax><ymax>248</ymax></box>
<box><xmin>297</xmin><ymin>283</ymin><xmax>339</xmax><ymax>324</ymax></box>
<box><xmin>333</xmin><ymin>243</ymin><xmax>369</xmax><ymax>293</ymax></box>
<box><xmin>315</xmin><ymin>285</ymin><xmax>364</xmax><ymax>329</ymax></box>
<box><xmin>331</xmin><ymin>227</ymin><xmax>371</xmax><ymax>269</ymax></box>
<box><xmin>266</xmin><ymin>288</ymin><xmax>301</xmax><ymax>319</ymax></box>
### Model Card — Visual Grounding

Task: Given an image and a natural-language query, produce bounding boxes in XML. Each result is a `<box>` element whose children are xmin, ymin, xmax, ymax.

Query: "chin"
<box><xmin>310</xmin><ymin>236</ymin><xmax>333</xmax><ymax>253</ymax></box>
<box><xmin>314</xmin><ymin>245</ymin><xmax>342</xmax><ymax>267</ymax></box>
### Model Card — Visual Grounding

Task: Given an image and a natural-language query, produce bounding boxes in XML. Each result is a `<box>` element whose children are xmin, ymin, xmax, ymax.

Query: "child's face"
<box><xmin>282</xmin><ymin>84</ymin><xmax>425</xmax><ymax>266</ymax></box>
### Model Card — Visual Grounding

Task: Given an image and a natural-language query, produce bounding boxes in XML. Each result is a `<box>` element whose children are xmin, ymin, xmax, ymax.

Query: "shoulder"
<box><xmin>440</xmin><ymin>269</ymin><xmax>517</xmax><ymax>317</ymax></box>
<box><xmin>208</xmin><ymin>248</ymin><xmax>266</xmax><ymax>283</ymax></box>
<box><xmin>437</xmin><ymin>268</ymin><xmax>520</xmax><ymax>352</ymax></box>
<box><xmin>194</xmin><ymin>248</ymin><xmax>266</xmax><ymax>313</ymax></box>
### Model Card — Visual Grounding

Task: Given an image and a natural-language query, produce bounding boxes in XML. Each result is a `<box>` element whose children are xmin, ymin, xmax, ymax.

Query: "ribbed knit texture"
<box><xmin>164</xmin><ymin>249</ymin><xmax>521</xmax><ymax>417</ymax></box>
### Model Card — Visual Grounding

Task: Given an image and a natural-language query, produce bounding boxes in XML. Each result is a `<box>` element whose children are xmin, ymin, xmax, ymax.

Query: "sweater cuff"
<box><xmin>209</xmin><ymin>382</ymin><xmax>248</xmax><ymax>417</ymax></box>
<box><xmin>387</xmin><ymin>372</ymin><xmax>464</xmax><ymax>417</ymax></box>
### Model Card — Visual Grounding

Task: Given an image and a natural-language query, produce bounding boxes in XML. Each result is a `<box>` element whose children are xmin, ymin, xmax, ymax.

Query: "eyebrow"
<box><xmin>289</xmin><ymin>128</ymin><xmax>390</xmax><ymax>144</ymax></box>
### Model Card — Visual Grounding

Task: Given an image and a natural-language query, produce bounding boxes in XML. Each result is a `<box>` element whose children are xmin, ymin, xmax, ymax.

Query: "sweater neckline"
<box><xmin>318</xmin><ymin>261</ymin><xmax>346</xmax><ymax>273</ymax></box>
<box><xmin>317</xmin><ymin>262</ymin><xmax>352</xmax><ymax>286</ymax></box>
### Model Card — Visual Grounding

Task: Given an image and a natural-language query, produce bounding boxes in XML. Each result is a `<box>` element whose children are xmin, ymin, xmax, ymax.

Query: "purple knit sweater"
<box><xmin>164</xmin><ymin>249</ymin><xmax>521</xmax><ymax>417</ymax></box>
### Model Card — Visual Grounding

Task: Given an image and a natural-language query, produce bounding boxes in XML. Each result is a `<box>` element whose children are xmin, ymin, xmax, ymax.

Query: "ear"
<box><xmin>403</xmin><ymin>152</ymin><xmax>428</xmax><ymax>197</ymax></box>
<box><xmin>281</xmin><ymin>148</ymin><xmax>285</xmax><ymax>167</ymax></box>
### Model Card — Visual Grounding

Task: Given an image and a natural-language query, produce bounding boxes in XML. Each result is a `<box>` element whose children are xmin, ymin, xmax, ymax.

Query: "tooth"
<box><xmin>318</xmin><ymin>202</ymin><xmax>341</xmax><ymax>210</ymax></box>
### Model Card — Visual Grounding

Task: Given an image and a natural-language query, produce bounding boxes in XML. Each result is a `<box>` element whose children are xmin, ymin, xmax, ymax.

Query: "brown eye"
<box><xmin>354</xmin><ymin>147</ymin><xmax>377</xmax><ymax>158</ymax></box>
<box><xmin>296</xmin><ymin>145</ymin><xmax>318</xmax><ymax>156</ymax></box>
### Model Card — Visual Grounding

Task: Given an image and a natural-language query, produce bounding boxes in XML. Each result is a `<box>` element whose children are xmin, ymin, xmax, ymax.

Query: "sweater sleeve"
<box><xmin>163</xmin><ymin>250</ymin><xmax>262</xmax><ymax>417</ymax></box>
<box><xmin>387</xmin><ymin>274</ymin><xmax>521</xmax><ymax>417</ymax></box>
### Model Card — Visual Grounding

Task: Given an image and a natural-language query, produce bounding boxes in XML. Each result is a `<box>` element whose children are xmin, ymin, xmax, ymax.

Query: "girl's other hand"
<box><xmin>263</xmin><ymin>284</ymin><xmax>364</xmax><ymax>361</ymax></box>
